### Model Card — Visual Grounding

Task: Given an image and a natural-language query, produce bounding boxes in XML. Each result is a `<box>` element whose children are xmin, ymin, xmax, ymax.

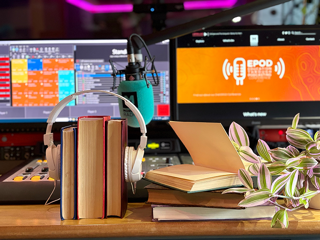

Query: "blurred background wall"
<box><xmin>0</xmin><ymin>0</ymin><xmax>318</xmax><ymax>40</ymax></box>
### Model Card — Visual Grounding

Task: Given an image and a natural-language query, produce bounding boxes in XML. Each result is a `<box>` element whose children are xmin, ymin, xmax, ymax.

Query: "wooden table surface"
<box><xmin>1</xmin><ymin>203</ymin><xmax>320</xmax><ymax>239</ymax></box>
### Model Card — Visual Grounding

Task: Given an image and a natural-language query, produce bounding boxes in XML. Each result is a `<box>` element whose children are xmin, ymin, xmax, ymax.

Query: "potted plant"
<box><xmin>223</xmin><ymin>113</ymin><xmax>320</xmax><ymax>228</ymax></box>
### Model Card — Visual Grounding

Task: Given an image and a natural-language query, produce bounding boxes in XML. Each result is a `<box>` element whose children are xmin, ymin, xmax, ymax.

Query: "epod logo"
<box><xmin>222</xmin><ymin>58</ymin><xmax>285</xmax><ymax>85</ymax></box>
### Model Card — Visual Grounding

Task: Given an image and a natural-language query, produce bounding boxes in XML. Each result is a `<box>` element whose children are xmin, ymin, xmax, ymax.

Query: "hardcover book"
<box><xmin>145</xmin><ymin>183</ymin><xmax>244</xmax><ymax>209</ymax></box>
<box><xmin>77</xmin><ymin>116</ymin><xmax>110</xmax><ymax>219</ymax></box>
<box><xmin>60</xmin><ymin>125</ymin><xmax>77</xmax><ymax>220</ymax></box>
<box><xmin>106</xmin><ymin>119</ymin><xmax>128</xmax><ymax>218</ymax></box>
<box><xmin>151</xmin><ymin>204</ymin><xmax>276</xmax><ymax>222</ymax></box>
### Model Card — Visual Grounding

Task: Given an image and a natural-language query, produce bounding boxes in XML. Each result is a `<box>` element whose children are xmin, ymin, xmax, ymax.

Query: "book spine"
<box><xmin>73</xmin><ymin>127</ymin><xmax>78</xmax><ymax>220</ymax></box>
<box><xmin>120</xmin><ymin>119</ymin><xmax>128</xmax><ymax>218</ymax></box>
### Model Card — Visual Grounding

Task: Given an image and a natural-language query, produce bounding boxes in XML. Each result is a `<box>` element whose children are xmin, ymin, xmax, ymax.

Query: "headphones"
<box><xmin>43</xmin><ymin>90</ymin><xmax>147</xmax><ymax>185</ymax></box>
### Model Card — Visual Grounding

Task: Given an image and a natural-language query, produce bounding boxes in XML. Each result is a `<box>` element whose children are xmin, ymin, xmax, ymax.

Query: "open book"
<box><xmin>144</xmin><ymin>121</ymin><xmax>245</xmax><ymax>193</ymax></box>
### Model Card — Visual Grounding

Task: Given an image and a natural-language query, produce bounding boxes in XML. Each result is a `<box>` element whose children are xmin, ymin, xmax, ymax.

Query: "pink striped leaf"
<box><xmin>258</xmin><ymin>164</ymin><xmax>271</xmax><ymax>189</ymax></box>
<box><xmin>286</xmin><ymin>128</ymin><xmax>313</xmax><ymax>149</ymax></box>
<box><xmin>312</xmin><ymin>165</ymin><xmax>320</xmax><ymax>177</ymax></box>
<box><xmin>311</xmin><ymin>176</ymin><xmax>320</xmax><ymax>190</ymax></box>
<box><xmin>306</xmin><ymin>141</ymin><xmax>320</xmax><ymax>158</ymax></box>
<box><xmin>269</xmin><ymin>148</ymin><xmax>294</xmax><ymax>162</ymax></box>
<box><xmin>229</xmin><ymin>122</ymin><xmax>250</xmax><ymax>147</ymax></box>
<box><xmin>295</xmin><ymin>157</ymin><xmax>318</xmax><ymax>170</ymax></box>
<box><xmin>248</xmin><ymin>163</ymin><xmax>260</xmax><ymax>175</ymax></box>
<box><xmin>291</xmin><ymin>113</ymin><xmax>300</xmax><ymax>129</ymax></box>
<box><xmin>271</xmin><ymin>209</ymin><xmax>289</xmax><ymax>228</ymax></box>
<box><xmin>297</xmin><ymin>172</ymin><xmax>305</xmax><ymax>189</ymax></box>
<box><xmin>238</xmin><ymin>191</ymin><xmax>271</xmax><ymax>207</ymax></box>
<box><xmin>222</xmin><ymin>188</ymin><xmax>253</xmax><ymax>194</ymax></box>
<box><xmin>285</xmin><ymin>169</ymin><xmax>299</xmax><ymax>197</ymax></box>
<box><xmin>286</xmin><ymin>157</ymin><xmax>302</xmax><ymax>168</ymax></box>
<box><xmin>239</xmin><ymin>146</ymin><xmax>260</xmax><ymax>164</ymax></box>
<box><xmin>270</xmin><ymin>173</ymin><xmax>290</xmax><ymax>194</ymax></box>
<box><xmin>257</xmin><ymin>139</ymin><xmax>272</xmax><ymax>162</ymax></box>
<box><xmin>307</xmin><ymin>168</ymin><xmax>314</xmax><ymax>178</ymax></box>
<box><xmin>267</xmin><ymin>161</ymin><xmax>286</xmax><ymax>175</ymax></box>
<box><xmin>291</xmin><ymin>189</ymin><xmax>301</xmax><ymax>208</ymax></box>
<box><xmin>238</xmin><ymin>168</ymin><xmax>253</xmax><ymax>189</ymax></box>
<box><xmin>286</xmin><ymin>145</ymin><xmax>300</xmax><ymax>157</ymax></box>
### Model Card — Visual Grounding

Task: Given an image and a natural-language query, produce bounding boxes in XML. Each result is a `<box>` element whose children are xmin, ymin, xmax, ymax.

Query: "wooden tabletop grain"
<box><xmin>1</xmin><ymin>203</ymin><xmax>320</xmax><ymax>239</ymax></box>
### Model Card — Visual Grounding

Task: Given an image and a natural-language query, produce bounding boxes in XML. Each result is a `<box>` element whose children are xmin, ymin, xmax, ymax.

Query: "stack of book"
<box><xmin>145</xmin><ymin>182</ymin><xmax>275</xmax><ymax>222</ymax></box>
<box><xmin>144</xmin><ymin>121</ymin><xmax>275</xmax><ymax>222</ymax></box>
<box><xmin>60</xmin><ymin>116</ymin><xmax>128</xmax><ymax>220</ymax></box>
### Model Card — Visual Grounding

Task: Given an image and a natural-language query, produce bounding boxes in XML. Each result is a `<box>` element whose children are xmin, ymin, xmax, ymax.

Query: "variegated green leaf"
<box><xmin>271</xmin><ymin>209</ymin><xmax>289</xmax><ymax>228</ymax></box>
<box><xmin>286</xmin><ymin>157</ymin><xmax>302</xmax><ymax>168</ymax></box>
<box><xmin>295</xmin><ymin>157</ymin><xmax>318</xmax><ymax>170</ymax></box>
<box><xmin>267</xmin><ymin>161</ymin><xmax>286</xmax><ymax>175</ymax></box>
<box><xmin>299</xmin><ymin>198</ymin><xmax>309</xmax><ymax>208</ymax></box>
<box><xmin>231</xmin><ymin>140</ymin><xmax>240</xmax><ymax>151</ymax></box>
<box><xmin>286</xmin><ymin>128</ymin><xmax>314</xmax><ymax>149</ymax></box>
<box><xmin>229</xmin><ymin>122</ymin><xmax>250</xmax><ymax>147</ymax></box>
<box><xmin>238</xmin><ymin>191</ymin><xmax>271</xmax><ymax>207</ymax></box>
<box><xmin>256</xmin><ymin>139</ymin><xmax>272</xmax><ymax>162</ymax></box>
<box><xmin>286</xmin><ymin>145</ymin><xmax>300</xmax><ymax>157</ymax></box>
<box><xmin>239</xmin><ymin>146</ymin><xmax>260</xmax><ymax>164</ymax></box>
<box><xmin>311</xmin><ymin>176</ymin><xmax>320</xmax><ymax>190</ymax></box>
<box><xmin>306</xmin><ymin>141</ymin><xmax>320</xmax><ymax>158</ymax></box>
<box><xmin>271</xmin><ymin>173</ymin><xmax>290</xmax><ymax>194</ymax></box>
<box><xmin>248</xmin><ymin>163</ymin><xmax>260</xmax><ymax>175</ymax></box>
<box><xmin>258</xmin><ymin>164</ymin><xmax>271</xmax><ymax>189</ymax></box>
<box><xmin>291</xmin><ymin>113</ymin><xmax>299</xmax><ymax>129</ymax></box>
<box><xmin>269</xmin><ymin>148</ymin><xmax>294</xmax><ymax>162</ymax></box>
<box><xmin>238</xmin><ymin>168</ymin><xmax>253</xmax><ymax>189</ymax></box>
<box><xmin>222</xmin><ymin>188</ymin><xmax>253</xmax><ymax>194</ymax></box>
<box><xmin>300</xmin><ymin>189</ymin><xmax>319</xmax><ymax>200</ymax></box>
<box><xmin>312</xmin><ymin>165</ymin><xmax>320</xmax><ymax>177</ymax></box>
<box><xmin>314</xmin><ymin>131</ymin><xmax>320</xmax><ymax>142</ymax></box>
<box><xmin>297</xmin><ymin>172</ymin><xmax>305</xmax><ymax>189</ymax></box>
<box><xmin>285</xmin><ymin>169</ymin><xmax>299</xmax><ymax>197</ymax></box>
<box><xmin>291</xmin><ymin>188</ymin><xmax>301</xmax><ymax>208</ymax></box>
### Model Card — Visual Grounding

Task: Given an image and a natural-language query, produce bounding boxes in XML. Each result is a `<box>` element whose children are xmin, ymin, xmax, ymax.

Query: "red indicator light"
<box><xmin>278</xmin><ymin>130</ymin><xmax>284</xmax><ymax>135</ymax></box>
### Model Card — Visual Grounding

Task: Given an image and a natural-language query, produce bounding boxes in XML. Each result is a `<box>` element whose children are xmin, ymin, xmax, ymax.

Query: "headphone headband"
<box><xmin>44</xmin><ymin>90</ymin><xmax>147</xmax><ymax>149</ymax></box>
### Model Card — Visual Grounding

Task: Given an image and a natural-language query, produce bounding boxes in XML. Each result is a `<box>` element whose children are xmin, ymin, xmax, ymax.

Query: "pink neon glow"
<box><xmin>66</xmin><ymin>0</ymin><xmax>237</xmax><ymax>13</ymax></box>
<box><xmin>184</xmin><ymin>0</ymin><xmax>237</xmax><ymax>10</ymax></box>
<box><xmin>66</xmin><ymin>0</ymin><xmax>133</xmax><ymax>13</ymax></box>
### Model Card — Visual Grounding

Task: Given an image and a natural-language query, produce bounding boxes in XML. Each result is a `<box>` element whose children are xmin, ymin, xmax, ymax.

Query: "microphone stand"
<box><xmin>142</xmin><ymin>0</ymin><xmax>290</xmax><ymax>45</ymax></box>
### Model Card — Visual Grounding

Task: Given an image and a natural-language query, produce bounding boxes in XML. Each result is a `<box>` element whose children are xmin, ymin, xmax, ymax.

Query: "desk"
<box><xmin>1</xmin><ymin>203</ymin><xmax>320</xmax><ymax>239</ymax></box>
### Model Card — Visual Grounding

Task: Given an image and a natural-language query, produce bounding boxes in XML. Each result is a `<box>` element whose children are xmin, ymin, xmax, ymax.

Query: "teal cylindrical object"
<box><xmin>117</xmin><ymin>80</ymin><xmax>154</xmax><ymax>128</ymax></box>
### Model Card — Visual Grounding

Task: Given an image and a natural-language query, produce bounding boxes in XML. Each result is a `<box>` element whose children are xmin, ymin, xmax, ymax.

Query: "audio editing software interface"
<box><xmin>0</xmin><ymin>39</ymin><xmax>170</xmax><ymax>122</ymax></box>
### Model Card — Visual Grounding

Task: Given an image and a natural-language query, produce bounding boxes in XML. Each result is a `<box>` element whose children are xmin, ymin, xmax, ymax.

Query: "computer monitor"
<box><xmin>173</xmin><ymin>26</ymin><xmax>320</xmax><ymax>127</ymax></box>
<box><xmin>0</xmin><ymin>39</ymin><xmax>170</xmax><ymax>123</ymax></box>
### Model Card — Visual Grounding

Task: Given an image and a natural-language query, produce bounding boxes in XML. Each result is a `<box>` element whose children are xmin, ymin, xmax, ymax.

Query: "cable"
<box><xmin>45</xmin><ymin>179</ymin><xmax>60</xmax><ymax>205</ymax></box>
<box><xmin>129</xmin><ymin>33</ymin><xmax>160</xmax><ymax>86</ymax></box>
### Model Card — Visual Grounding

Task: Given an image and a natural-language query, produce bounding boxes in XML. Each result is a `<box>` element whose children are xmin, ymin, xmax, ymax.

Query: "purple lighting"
<box><xmin>66</xmin><ymin>0</ymin><xmax>237</xmax><ymax>13</ymax></box>
<box><xmin>66</xmin><ymin>0</ymin><xmax>133</xmax><ymax>13</ymax></box>
<box><xmin>184</xmin><ymin>0</ymin><xmax>237</xmax><ymax>10</ymax></box>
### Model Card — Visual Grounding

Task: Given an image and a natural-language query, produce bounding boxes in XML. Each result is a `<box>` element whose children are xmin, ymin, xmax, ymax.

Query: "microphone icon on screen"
<box><xmin>222</xmin><ymin>58</ymin><xmax>246</xmax><ymax>85</ymax></box>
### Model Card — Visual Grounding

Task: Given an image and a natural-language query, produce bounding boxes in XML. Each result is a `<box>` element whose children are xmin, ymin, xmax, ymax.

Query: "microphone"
<box><xmin>110</xmin><ymin>34</ymin><xmax>159</xmax><ymax>128</ymax></box>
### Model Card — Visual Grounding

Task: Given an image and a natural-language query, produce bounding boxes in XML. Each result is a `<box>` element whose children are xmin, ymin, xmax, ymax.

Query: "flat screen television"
<box><xmin>172</xmin><ymin>25</ymin><xmax>320</xmax><ymax>127</ymax></box>
<box><xmin>0</xmin><ymin>39</ymin><xmax>170</xmax><ymax>123</ymax></box>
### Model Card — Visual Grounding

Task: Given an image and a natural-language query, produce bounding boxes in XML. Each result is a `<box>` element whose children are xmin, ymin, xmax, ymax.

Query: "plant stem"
<box><xmin>267</xmin><ymin>200</ymin><xmax>304</xmax><ymax>211</ymax></box>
